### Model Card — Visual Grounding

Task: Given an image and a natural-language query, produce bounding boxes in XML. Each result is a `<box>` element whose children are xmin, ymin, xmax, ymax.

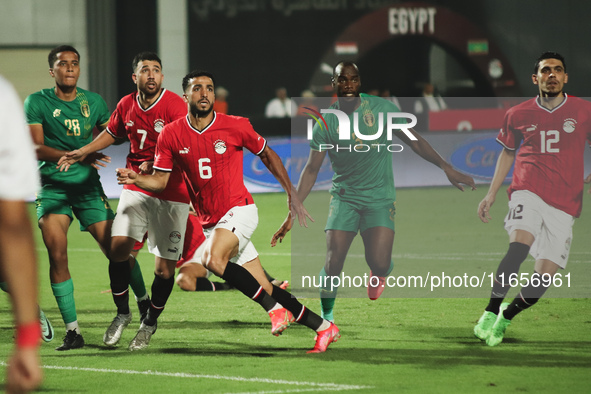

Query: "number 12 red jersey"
<box><xmin>497</xmin><ymin>94</ymin><xmax>591</xmax><ymax>217</ymax></box>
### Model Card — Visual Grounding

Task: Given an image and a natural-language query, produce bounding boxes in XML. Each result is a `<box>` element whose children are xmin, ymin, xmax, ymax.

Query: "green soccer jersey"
<box><xmin>24</xmin><ymin>87</ymin><xmax>110</xmax><ymax>187</ymax></box>
<box><xmin>310</xmin><ymin>94</ymin><xmax>404</xmax><ymax>204</ymax></box>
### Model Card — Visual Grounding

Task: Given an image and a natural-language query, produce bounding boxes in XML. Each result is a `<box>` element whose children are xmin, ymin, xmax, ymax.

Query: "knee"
<box><xmin>155</xmin><ymin>266</ymin><xmax>174</xmax><ymax>280</ymax></box>
<box><xmin>175</xmin><ymin>273</ymin><xmax>194</xmax><ymax>291</ymax></box>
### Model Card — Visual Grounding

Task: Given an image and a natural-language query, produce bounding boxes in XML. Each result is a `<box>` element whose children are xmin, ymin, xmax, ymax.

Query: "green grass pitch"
<box><xmin>1</xmin><ymin>186</ymin><xmax>590</xmax><ymax>393</ymax></box>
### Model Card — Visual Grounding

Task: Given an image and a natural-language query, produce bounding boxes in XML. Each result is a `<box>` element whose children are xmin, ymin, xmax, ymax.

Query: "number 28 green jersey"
<box><xmin>310</xmin><ymin>94</ymin><xmax>404</xmax><ymax>205</ymax></box>
<box><xmin>24</xmin><ymin>87</ymin><xmax>110</xmax><ymax>187</ymax></box>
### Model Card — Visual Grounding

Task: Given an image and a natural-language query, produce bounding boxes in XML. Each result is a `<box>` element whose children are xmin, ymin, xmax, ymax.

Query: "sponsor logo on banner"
<box><xmin>242</xmin><ymin>138</ymin><xmax>333</xmax><ymax>189</ymax></box>
<box><xmin>449</xmin><ymin>136</ymin><xmax>513</xmax><ymax>181</ymax></box>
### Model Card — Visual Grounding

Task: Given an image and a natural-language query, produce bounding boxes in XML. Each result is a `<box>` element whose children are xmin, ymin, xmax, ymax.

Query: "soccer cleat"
<box><xmin>137</xmin><ymin>298</ymin><xmax>151</xmax><ymax>323</ymax></box>
<box><xmin>128</xmin><ymin>321</ymin><xmax>157</xmax><ymax>351</ymax></box>
<box><xmin>103</xmin><ymin>313</ymin><xmax>132</xmax><ymax>347</ymax></box>
<box><xmin>473</xmin><ymin>311</ymin><xmax>497</xmax><ymax>341</ymax></box>
<box><xmin>367</xmin><ymin>271</ymin><xmax>386</xmax><ymax>300</ymax></box>
<box><xmin>307</xmin><ymin>322</ymin><xmax>340</xmax><ymax>353</ymax></box>
<box><xmin>39</xmin><ymin>308</ymin><xmax>54</xmax><ymax>342</ymax></box>
<box><xmin>55</xmin><ymin>330</ymin><xmax>84</xmax><ymax>351</ymax></box>
<box><xmin>269</xmin><ymin>308</ymin><xmax>295</xmax><ymax>336</ymax></box>
<box><xmin>487</xmin><ymin>303</ymin><xmax>511</xmax><ymax>347</ymax></box>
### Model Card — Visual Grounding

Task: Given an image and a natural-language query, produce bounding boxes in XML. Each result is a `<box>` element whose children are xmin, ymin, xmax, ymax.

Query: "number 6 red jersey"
<box><xmin>497</xmin><ymin>94</ymin><xmax>591</xmax><ymax>217</ymax></box>
<box><xmin>154</xmin><ymin>112</ymin><xmax>267</xmax><ymax>227</ymax></box>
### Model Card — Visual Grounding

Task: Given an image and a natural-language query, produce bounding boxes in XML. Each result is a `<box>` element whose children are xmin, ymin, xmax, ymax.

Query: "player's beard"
<box><xmin>190</xmin><ymin>101</ymin><xmax>213</xmax><ymax>118</ymax></box>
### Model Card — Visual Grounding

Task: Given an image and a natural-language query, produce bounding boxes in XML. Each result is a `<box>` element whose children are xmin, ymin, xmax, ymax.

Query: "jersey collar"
<box><xmin>136</xmin><ymin>88</ymin><xmax>166</xmax><ymax>112</ymax></box>
<box><xmin>535</xmin><ymin>93</ymin><xmax>568</xmax><ymax>113</ymax></box>
<box><xmin>185</xmin><ymin>111</ymin><xmax>217</xmax><ymax>134</ymax></box>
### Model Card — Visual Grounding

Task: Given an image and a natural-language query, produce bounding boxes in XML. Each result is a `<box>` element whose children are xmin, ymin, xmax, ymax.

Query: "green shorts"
<box><xmin>35</xmin><ymin>184</ymin><xmax>115</xmax><ymax>231</ymax></box>
<box><xmin>325</xmin><ymin>195</ymin><xmax>396</xmax><ymax>233</ymax></box>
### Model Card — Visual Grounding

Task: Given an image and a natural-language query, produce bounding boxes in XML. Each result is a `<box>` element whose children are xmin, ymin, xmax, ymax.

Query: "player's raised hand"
<box><xmin>82</xmin><ymin>152</ymin><xmax>111</xmax><ymax>170</ymax></box>
<box><xmin>271</xmin><ymin>214</ymin><xmax>292</xmax><ymax>247</ymax></box>
<box><xmin>116</xmin><ymin>168</ymin><xmax>138</xmax><ymax>185</ymax></box>
<box><xmin>586</xmin><ymin>173</ymin><xmax>591</xmax><ymax>194</ymax></box>
<box><xmin>478</xmin><ymin>194</ymin><xmax>495</xmax><ymax>223</ymax></box>
<box><xmin>444</xmin><ymin>166</ymin><xmax>476</xmax><ymax>191</ymax></box>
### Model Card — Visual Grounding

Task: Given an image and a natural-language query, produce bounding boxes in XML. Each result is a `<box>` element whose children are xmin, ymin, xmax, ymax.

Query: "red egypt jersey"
<box><xmin>107</xmin><ymin>89</ymin><xmax>189</xmax><ymax>203</ymax></box>
<box><xmin>497</xmin><ymin>94</ymin><xmax>591</xmax><ymax>217</ymax></box>
<box><xmin>154</xmin><ymin>112</ymin><xmax>267</xmax><ymax>227</ymax></box>
<box><xmin>176</xmin><ymin>213</ymin><xmax>207</xmax><ymax>268</ymax></box>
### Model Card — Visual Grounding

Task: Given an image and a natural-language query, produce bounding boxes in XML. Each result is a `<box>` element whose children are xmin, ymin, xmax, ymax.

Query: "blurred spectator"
<box><xmin>296</xmin><ymin>89</ymin><xmax>318</xmax><ymax>116</ymax></box>
<box><xmin>380</xmin><ymin>89</ymin><xmax>401</xmax><ymax>110</ymax></box>
<box><xmin>414</xmin><ymin>83</ymin><xmax>447</xmax><ymax>113</ymax></box>
<box><xmin>213</xmin><ymin>86</ymin><xmax>229</xmax><ymax>114</ymax></box>
<box><xmin>265</xmin><ymin>87</ymin><xmax>293</xmax><ymax>118</ymax></box>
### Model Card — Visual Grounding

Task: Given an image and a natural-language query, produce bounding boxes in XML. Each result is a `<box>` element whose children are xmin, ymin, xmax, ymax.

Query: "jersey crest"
<box><xmin>154</xmin><ymin>118</ymin><xmax>165</xmax><ymax>132</ymax></box>
<box><xmin>214</xmin><ymin>139</ymin><xmax>227</xmax><ymax>154</ymax></box>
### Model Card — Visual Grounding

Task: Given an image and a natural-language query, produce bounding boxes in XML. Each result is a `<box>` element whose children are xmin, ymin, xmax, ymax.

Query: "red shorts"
<box><xmin>176</xmin><ymin>213</ymin><xmax>207</xmax><ymax>268</ymax></box>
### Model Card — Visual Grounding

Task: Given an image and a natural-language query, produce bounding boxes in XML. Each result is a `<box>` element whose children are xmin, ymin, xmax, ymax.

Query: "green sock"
<box><xmin>0</xmin><ymin>281</ymin><xmax>8</xmax><ymax>292</ymax></box>
<box><xmin>319</xmin><ymin>267</ymin><xmax>338</xmax><ymax>320</ymax></box>
<box><xmin>51</xmin><ymin>279</ymin><xmax>77</xmax><ymax>324</ymax></box>
<box><xmin>385</xmin><ymin>259</ymin><xmax>394</xmax><ymax>276</ymax></box>
<box><xmin>129</xmin><ymin>258</ymin><xmax>147</xmax><ymax>299</ymax></box>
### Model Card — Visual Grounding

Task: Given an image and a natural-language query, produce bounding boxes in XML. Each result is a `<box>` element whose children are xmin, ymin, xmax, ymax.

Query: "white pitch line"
<box><xmin>0</xmin><ymin>363</ymin><xmax>370</xmax><ymax>392</ymax></box>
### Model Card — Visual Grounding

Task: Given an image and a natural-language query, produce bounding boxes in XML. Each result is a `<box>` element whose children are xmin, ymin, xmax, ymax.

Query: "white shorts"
<box><xmin>504</xmin><ymin>190</ymin><xmax>574</xmax><ymax>268</ymax></box>
<box><xmin>112</xmin><ymin>189</ymin><xmax>189</xmax><ymax>261</ymax></box>
<box><xmin>203</xmin><ymin>204</ymin><xmax>259</xmax><ymax>267</ymax></box>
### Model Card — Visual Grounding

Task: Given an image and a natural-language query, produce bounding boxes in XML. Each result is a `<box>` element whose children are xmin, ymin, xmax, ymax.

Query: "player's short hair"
<box><xmin>332</xmin><ymin>61</ymin><xmax>360</xmax><ymax>79</ymax></box>
<box><xmin>132</xmin><ymin>52</ymin><xmax>162</xmax><ymax>72</ymax></box>
<box><xmin>534</xmin><ymin>52</ymin><xmax>566</xmax><ymax>73</ymax></box>
<box><xmin>182</xmin><ymin>70</ymin><xmax>216</xmax><ymax>92</ymax></box>
<box><xmin>48</xmin><ymin>45</ymin><xmax>80</xmax><ymax>68</ymax></box>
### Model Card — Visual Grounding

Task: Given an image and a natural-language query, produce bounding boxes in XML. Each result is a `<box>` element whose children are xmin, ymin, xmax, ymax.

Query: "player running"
<box><xmin>273</xmin><ymin>61</ymin><xmax>475</xmax><ymax>322</ymax></box>
<box><xmin>117</xmin><ymin>70</ymin><xmax>339</xmax><ymax>353</ymax></box>
<box><xmin>474</xmin><ymin>52</ymin><xmax>591</xmax><ymax>346</ymax></box>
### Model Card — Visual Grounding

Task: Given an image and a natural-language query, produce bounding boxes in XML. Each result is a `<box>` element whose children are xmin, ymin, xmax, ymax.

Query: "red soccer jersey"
<box><xmin>107</xmin><ymin>89</ymin><xmax>189</xmax><ymax>203</ymax></box>
<box><xmin>497</xmin><ymin>94</ymin><xmax>591</xmax><ymax>217</ymax></box>
<box><xmin>154</xmin><ymin>112</ymin><xmax>267</xmax><ymax>227</ymax></box>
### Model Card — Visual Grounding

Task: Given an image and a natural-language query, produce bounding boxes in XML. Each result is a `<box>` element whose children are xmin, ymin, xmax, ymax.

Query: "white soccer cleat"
<box><xmin>103</xmin><ymin>313</ymin><xmax>132</xmax><ymax>347</ymax></box>
<box><xmin>128</xmin><ymin>321</ymin><xmax>157</xmax><ymax>351</ymax></box>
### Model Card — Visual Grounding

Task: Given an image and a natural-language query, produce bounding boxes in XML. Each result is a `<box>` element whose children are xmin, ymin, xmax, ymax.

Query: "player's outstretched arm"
<box><xmin>478</xmin><ymin>148</ymin><xmax>516</xmax><ymax>223</ymax></box>
<box><xmin>585</xmin><ymin>173</ymin><xmax>591</xmax><ymax>194</ymax></box>
<box><xmin>270</xmin><ymin>149</ymin><xmax>325</xmax><ymax>246</ymax></box>
<box><xmin>259</xmin><ymin>145</ymin><xmax>314</xmax><ymax>228</ymax></box>
<box><xmin>116</xmin><ymin>168</ymin><xmax>170</xmax><ymax>193</ymax></box>
<box><xmin>57</xmin><ymin>129</ymin><xmax>116</xmax><ymax>172</ymax></box>
<box><xmin>396</xmin><ymin>128</ymin><xmax>476</xmax><ymax>191</ymax></box>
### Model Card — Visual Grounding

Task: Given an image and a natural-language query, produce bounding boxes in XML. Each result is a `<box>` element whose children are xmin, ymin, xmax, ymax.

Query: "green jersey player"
<box><xmin>24</xmin><ymin>45</ymin><xmax>148</xmax><ymax>350</ymax></box>
<box><xmin>272</xmin><ymin>62</ymin><xmax>475</xmax><ymax>322</ymax></box>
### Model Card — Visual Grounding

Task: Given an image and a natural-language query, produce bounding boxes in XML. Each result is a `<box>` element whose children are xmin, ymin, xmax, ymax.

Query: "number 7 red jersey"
<box><xmin>154</xmin><ymin>112</ymin><xmax>267</xmax><ymax>227</ymax></box>
<box><xmin>107</xmin><ymin>89</ymin><xmax>189</xmax><ymax>203</ymax></box>
<box><xmin>497</xmin><ymin>94</ymin><xmax>591</xmax><ymax>217</ymax></box>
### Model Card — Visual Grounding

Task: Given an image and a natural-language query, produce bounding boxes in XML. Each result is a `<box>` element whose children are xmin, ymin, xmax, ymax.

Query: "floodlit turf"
<box><xmin>1</xmin><ymin>187</ymin><xmax>590</xmax><ymax>393</ymax></box>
